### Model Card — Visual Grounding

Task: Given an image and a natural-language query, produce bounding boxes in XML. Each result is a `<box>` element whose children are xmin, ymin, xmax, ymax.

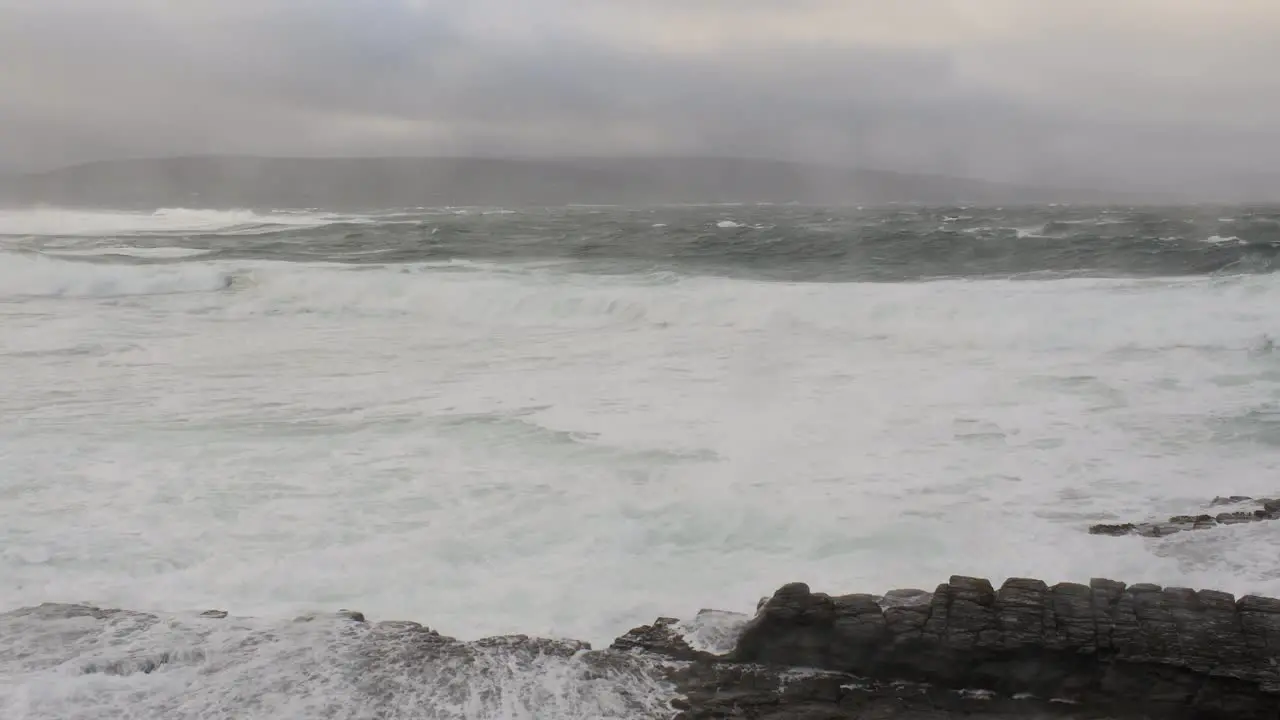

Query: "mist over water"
<box><xmin>4</xmin><ymin>205</ymin><xmax>1280</xmax><ymax>718</ymax></box>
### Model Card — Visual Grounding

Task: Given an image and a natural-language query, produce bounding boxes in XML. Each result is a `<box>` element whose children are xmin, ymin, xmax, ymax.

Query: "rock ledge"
<box><xmin>615</xmin><ymin>575</ymin><xmax>1280</xmax><ymax>719</ymax></box>
<box><xmin>6</xmin><ymin>575</ymin><xmax>1279</xmax><ymax>719</ymax></box>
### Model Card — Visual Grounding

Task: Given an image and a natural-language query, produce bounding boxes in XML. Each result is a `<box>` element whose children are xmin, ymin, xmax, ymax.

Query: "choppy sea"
<box><xmin>3</xmin><ymin>204</ymin><xmax>1280</xmax><ymax>718</ymax></box>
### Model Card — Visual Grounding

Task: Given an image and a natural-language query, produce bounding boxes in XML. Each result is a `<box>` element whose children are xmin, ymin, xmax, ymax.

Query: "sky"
<box><xmin>3</xmin><ymin>0</ymin><xmax>1280</xmax><ymax>193</ymax></box>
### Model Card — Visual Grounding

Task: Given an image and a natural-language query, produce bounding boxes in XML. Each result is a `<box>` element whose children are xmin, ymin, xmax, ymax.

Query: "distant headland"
<box><xmin>0</xmin><ymin>155</ymin><xmax>1174</xmax><ymax>210</ymax></box>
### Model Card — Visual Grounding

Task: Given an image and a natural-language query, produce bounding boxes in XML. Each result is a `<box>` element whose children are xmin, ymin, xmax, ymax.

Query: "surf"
<box><xmin>0</xmin><ymin>207</ymin><xmax>352</xmax><ymax>238</ymax></box>
<box><xmin>0</xmin><ymin>252</ymin><xmax>238</xmax><ymax>299</ymax></box>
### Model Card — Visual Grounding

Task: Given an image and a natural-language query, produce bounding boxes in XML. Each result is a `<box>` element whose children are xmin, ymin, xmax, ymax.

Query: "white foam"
<box><xmin>211</xmin><ymin>260</ymin><xmax>677</xmax><ymax>325</ymax></box>
<box><xmin>0</xmin><ymin>252</ymin><xmax>233</xmax><ymax>299</ymax></box>
<box><xmin>4</xmin><ymin>259</ymin><xmax>1280</xmax><ymax>716</ymax></box>
<box><xmin>678</xmin><ymin>611</ymin><xmax>749</xmax><ymax>655</ymax></box>
<box><xmin>0</xmin><ymin>207</ymin><xmax>347</xmax><ymax>237</ymax></box>
<box><xmin>0</xmin><ymin>608</ymin><xmax>674</xmax><ymax>720</ymax></box>
<box><xmin>42</xmin><ymin>247</ymin><xmax>213</xmax><ymax>259</ymax></box>
<box><xmin>713</xmin><ymin>220</ymin><xmax>772</xmax><ymax>230</ymax></box>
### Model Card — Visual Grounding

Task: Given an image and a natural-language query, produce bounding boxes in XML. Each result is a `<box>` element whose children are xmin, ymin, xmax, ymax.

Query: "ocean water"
<box><xmin>3</xmin><ymin>204</ymin><xmax>1280</xmax><ymax>718</ymax></box>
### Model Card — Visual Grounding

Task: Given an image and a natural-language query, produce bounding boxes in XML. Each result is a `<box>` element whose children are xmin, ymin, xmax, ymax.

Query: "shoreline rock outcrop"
<box><xmin>652</xmin><ymin>576</ymin><xmax>1279</xmax><ymax>719</ymax></box>
<box><xmin>1089</xmin><ymin>496</ymin><xmax>1280</xmax><ymax>537</ymax></box>
<box><xmin>5</xmin><ymin>576</ymin><xmax>1279</xmax><ymax>719</ymax></box>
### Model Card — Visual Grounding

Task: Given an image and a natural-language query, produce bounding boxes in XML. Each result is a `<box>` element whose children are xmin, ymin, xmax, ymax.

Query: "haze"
<box><xmin>4</xmin><ymin>0</ymin><xmax>1280</xmax><ymax>199</ymax></box>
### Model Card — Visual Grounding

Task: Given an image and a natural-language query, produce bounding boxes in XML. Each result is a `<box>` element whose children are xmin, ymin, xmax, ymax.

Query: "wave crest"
<box><xmin>0</xmin><ymin>252</ymin><xmax>235</xmax><ymax>299</ymax></box>
<box><xmin>0</xmin><ymin>207</ymin><xmax>348</xmax><ymax>237</ymax></box>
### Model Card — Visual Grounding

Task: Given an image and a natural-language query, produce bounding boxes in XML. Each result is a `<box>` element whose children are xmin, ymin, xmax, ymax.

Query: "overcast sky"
<box><xmin>4</xmin><ymin>0</ymin><xmax>1280</xmax><ymax>192</ymax></box>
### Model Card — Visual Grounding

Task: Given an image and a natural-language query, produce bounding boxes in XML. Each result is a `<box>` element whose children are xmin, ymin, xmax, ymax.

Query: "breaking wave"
<box><xmin>40</xmin><ymin>246</ymin><xmax>215</xmax><ymax>259</ymax></box>
<box><xmin>0</xmin><ymin>605</ymin><xmax>677</xmax><ymax>720</ymax></box>
<box><xmin>0</xmin><ymin>252</ymin><xmax>236</xmax><ymax>299</ymax></box>
<box><xmin>0</xmin><ymin>207</ymin><xmax>349</xmax><ymax>237</ymax></box>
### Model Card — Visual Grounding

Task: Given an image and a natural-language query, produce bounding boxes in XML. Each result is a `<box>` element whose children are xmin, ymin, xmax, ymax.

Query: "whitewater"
<box><xmin>4</xmin><ymin>205</ymin><xmax>1280</xmax><ymax>718</ymax></box>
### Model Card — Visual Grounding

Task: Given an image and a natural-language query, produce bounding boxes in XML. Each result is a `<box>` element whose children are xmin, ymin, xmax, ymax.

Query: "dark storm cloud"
<box><xmin>3</xmin><ymin>0</ymin><xmax>1280</xmax><ymax>193</ymax></box>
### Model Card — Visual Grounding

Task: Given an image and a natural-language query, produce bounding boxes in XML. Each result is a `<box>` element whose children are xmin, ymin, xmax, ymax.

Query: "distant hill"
<box><xmin>0</xmin><ymin>155</ymin><xmax>1159</xmax><ymax>209</ymax></box>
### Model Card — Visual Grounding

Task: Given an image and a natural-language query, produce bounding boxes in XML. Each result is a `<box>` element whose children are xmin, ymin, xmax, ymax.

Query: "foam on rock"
<box><xmin>5</xmin><ymin>576</ymin><xmax>1279</xmax><ymax>719</ymax></box>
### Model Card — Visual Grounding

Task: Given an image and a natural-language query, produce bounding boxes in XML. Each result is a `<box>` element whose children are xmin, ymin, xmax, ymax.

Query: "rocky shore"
<box><xmin>6</xmin><ymin>575</ymin><xmax>1279</xmax><ymax>719</ymax></box>
<box><xmin>648</xmin><ymin>576</ymin><xmax>1280</xmax><ymax>719</ymax></box>
<box><xmin>1089</xmin><ymin>496</ymin><xmax>1280</xmax><ymax>538</ymax></box>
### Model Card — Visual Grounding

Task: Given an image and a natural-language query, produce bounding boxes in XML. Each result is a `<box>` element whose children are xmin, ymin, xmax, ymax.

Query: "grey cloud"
<box><xmin>3</xmin><ymin>0</ymin><xmax>1280</xmax><ymax>196</ymax></box>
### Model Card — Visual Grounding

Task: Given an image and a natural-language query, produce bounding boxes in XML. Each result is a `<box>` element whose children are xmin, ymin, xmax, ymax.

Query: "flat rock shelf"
<box><xmin>1089</xmin><ymin>496</ymin><xmax>1280</xmax><ymax>537</ymax></box>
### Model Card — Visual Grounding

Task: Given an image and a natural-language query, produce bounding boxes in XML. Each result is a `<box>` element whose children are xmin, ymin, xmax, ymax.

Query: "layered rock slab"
<box><xmin>676</xmin><ymin>576</ymin><xmax>1280</xmax><ymax>719</ymax></box>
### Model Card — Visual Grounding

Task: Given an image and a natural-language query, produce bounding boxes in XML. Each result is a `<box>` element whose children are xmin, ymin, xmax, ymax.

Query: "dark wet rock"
<box><xmin>199</xmin><ymin>609</ymin><xmax>228</xmax><ymax>619</ymax></box>
<box><xmin>1089</xmin><ymin>522</ymin><xmax>1136</xmax><ymax>536</ymax></box>
<box><xmin>1212</xmin><ymin>495</ymin><xmax>1255</xmax><ymax>506</ymax></box>
<box><xmin>0</xmin><ymin>603</ymin><xmax>163</xmax><ymax>673</ymax></box>
<box><xmin>293</xmin><ymin>609</ymin><xmax>368</xmax><ymax>624</ymax></box>
<box><xmin>373</xmin><ymin>619</ymin><xmax>431</xmax><ymax>633</ymax></box>
<box><xmin>661</xmin><ymin>576</ymin><xmax>1280</xmax><ymax>719</ymax></box>
<box><xmin>473</xmin><ymin>634</ymin><xmax>590</xmax><ymax>658</ymax></box>
<box><xmin>5</xmin><ymin>602</ymin><xmax>150</xmax><ymax>622</ymax></box>
<box><xmin>612</xmin><ymin>616</ymin><xmax>705</xmax><ymax>660</ymax></box>
<box><xmin>668</xmin><ymin>662</ymin><xmax>1097</xmax><ymax>719</ymax></box>
<box><xmin>1089</xmin><ymin>496</ymin><xmax>1280</xmax><ymax>536</ymax></box>
<box><xmin>80</xmin><ymin>650</ymin><xmax>203</xmax><ymax>677</ymax></box>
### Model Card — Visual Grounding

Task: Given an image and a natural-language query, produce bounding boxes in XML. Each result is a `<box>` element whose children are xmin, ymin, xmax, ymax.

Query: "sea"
<box><xmin>3</xmin><ymin>204</ymin><xmax>1280</xmax><ymax>718</ymax></box>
